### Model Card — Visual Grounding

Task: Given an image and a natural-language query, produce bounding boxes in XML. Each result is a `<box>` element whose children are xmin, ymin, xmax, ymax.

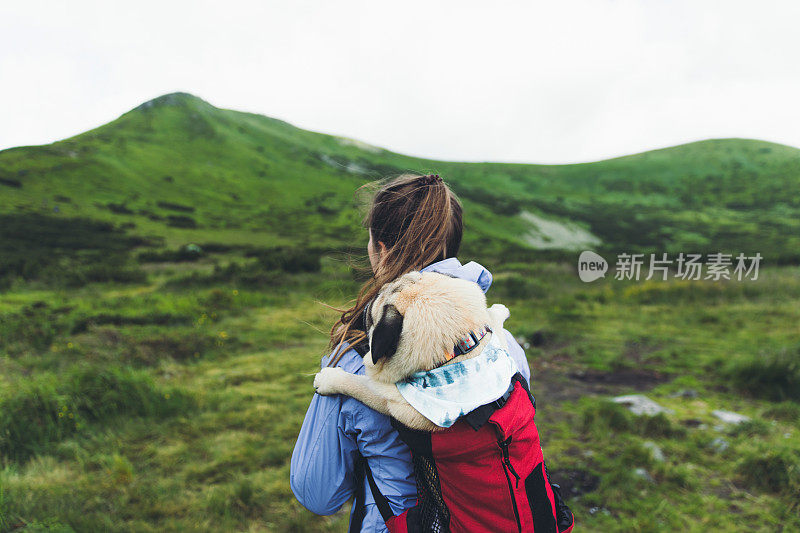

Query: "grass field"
<box><xmin>1</xmin><ymin>253</ymin><xmax>798</xmax><ymax>531</ymax></box>
<box><xmin>1</xmin><ymin>93</ymin><xmax>799</xmax><ymax>531</ymax></box>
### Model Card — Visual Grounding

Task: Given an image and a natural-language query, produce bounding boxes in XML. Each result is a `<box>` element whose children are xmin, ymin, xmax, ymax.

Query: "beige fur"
<box><xmin>314</xmin><ymin>271</ymin><xmax>511</xmax><ymax>431</ymax></box>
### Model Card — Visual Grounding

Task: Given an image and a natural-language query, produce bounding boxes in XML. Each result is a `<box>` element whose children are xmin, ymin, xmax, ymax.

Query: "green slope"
<box><xmin>2</xmin><ymin>92</ymin><xmax>799</xmax><ymax>262</ymax></box>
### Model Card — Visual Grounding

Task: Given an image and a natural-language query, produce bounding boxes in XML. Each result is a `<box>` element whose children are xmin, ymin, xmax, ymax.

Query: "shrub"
<box><xmin>56</xmin><ymin>255</ymin><xmax>147</xmax><ymax>287</ymax></box>
<box><xmin>201</xmin><ymin>288</ymin><xmax>235</xmax><ymax>310</ymax></box>
<box><xmin>491</xmin><ymin>274</ymin><xmax>548</xmax><ymax>300</ymax></box>
<box><xmin>737</xmin><ymin>448</ymin><xmax>800</xmax><ymax>495</ymax></box>
<box><xmin>725</xmin><ymin>344</ymin><xmax>800</xmax><ymax>402</ymax></box>
<box><xmin>728</xmin><ymin>419</ymin><xmax>771</xmax><ymax>438</ymax></box>
<box><xmin>580</xmin><ymin>401</ymin><xmax>686</xmax><ymax>440</ymax></box>
<box><xmin>0</xmin><ymin>301</ymin><xmax>59</xmax><ymax>354</ymax></box>
<box><xmin>137</xmin><ymin>246</ymin><xmax>204</xmax><ymax>263</ymax></box>
<box><xmin>156</xmin><ymin>200</ymin><xmax>195</xmax><ymax>213</ymax></box>
<box><xmin>0</xmin><ymin>213</ymin><xmax>150</xmax><ymax>289</ymax></box>
<box><xmin>249</xmin><ymin>247</ymin><xmax>322</xmax><ymax>273</ymax></box>
<box><xmin>456</xmin><ymin>185</ymin><xmax>522</xmax><ymax>215</ymax></box>
<box><xmin>581</xmin><ymin>400</ymin><xmax>633</xmax><ymax>435</ymax></box>
<box><xmin>70</xmin><ymin>311</ymin><xmax>192</xmax><ymax>334</ymax></box>
<box><xmin>166</xmin><ymin>214</ymin><xmax>197</xmax><ymax>228</ymax></box>
<box><xmin>106</xmin><ymin>202</ymin><xmax>134</xmax><ymax>214</ymax></box>
<box><xmin>0</xmin><ymin>365</ymin><xmax>195</xmax><ymax>462</ymax></box>
<box><xmin>123</xmin><ymin>331</ymin><xmax>219</xmax><ymax>366</ymax></box>
<box><xmin>639</xmin><ymin>412</ymin><xmax>687</xmax><ymax>439</ymax></box>
<box><xmin>163</xmin><ymin>262</ymin><xmax>286</xmax><ymax>289</ymax></box>
<box><xmin>206</xmin><ymin>478</ymin><xmax>265</xmax><ymax>519</ymax></box>
<box><xmin>763</xmin><ymin>402</ymin><xmax>800</xmax><ymax>422</ymax></box>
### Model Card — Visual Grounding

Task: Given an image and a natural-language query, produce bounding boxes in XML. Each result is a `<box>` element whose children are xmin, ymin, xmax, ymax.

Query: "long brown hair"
<box><xmin>326</xmin><ymin>173</ymin><xmax>463</xmax><ymax>366</ymax></box>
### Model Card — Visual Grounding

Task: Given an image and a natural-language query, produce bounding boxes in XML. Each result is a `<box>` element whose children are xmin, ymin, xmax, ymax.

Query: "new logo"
<box><xmin>578</xmin><ymin>251</ymin><xmax>608</xmax><ymax>282</ymax></box>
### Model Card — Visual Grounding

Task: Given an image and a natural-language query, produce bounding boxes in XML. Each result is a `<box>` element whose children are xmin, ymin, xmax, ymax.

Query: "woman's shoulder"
<box><xmin>321</xmin><ymin>342</ymin><xmax>367</xmax><ymax>375</ymax></box>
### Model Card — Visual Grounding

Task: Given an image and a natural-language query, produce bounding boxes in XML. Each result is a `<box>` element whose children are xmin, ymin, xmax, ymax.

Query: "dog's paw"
<box><xmin>313</xmin><ymin>367</ymin><xmax>346</xmax><ymax>395</ymax></box>
<box><xmin>489</xmin><ymin>303</ymin><xmax>510</xmax><ymax>323</ymax></box>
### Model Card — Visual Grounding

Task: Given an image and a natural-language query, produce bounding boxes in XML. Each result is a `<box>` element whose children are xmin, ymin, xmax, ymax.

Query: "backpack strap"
<box><xmin>365</xmin><ymin>456</ymin><xmax>395</xmax><ymax>522</ymax></box>
<box><xmin>350</xmin><ymin>453</ymin><xmax>395</xmax><ymax>533</ymax></box>
<box><xmin>462</xmin><ymin>372</ymin><xmax>532</xmax><ymax>431</ymax></box>
<box><xmin>349</xmin><ymin>337</ymin><xmax>392</xmax><ymax>531</ymax></box>
<box><xmin>349</xmin><ymin>454</ymin><xmax>367</xmax><ymax>533</ymax></box>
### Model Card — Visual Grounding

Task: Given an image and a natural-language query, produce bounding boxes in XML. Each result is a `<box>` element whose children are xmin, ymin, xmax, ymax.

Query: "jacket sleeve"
<box><xmin>503</xmin><ymin>328</ymin><xmax>531</xmax><ymax>385</ymax></box>
<box><xmin>290</xmin><ymin>390</ymin><xmax>359</xmax><ymax>515</ymax></box>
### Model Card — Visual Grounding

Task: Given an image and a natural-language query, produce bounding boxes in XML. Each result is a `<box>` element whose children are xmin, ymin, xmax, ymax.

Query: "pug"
<box><xmin>313</xmin><ymin>270</ymin><xmax>511</xmax><ymax>432</ymax></box>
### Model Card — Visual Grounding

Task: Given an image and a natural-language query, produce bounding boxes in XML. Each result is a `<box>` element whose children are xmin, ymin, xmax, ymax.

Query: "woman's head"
<box><xmin>327</xmin><ymin>173</ymin><xmax>463</xmax><ymax>365</ymax></box>
<box><xmin>366</xmin><ymin>173</ymin><xmax>462</xmax><ymax>277</ymax></box>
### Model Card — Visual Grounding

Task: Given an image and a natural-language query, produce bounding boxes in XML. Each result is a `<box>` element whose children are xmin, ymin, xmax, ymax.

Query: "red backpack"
<box><xmin>351</xmin><ymin>372</ymin><xmax>575</xmax><ymax>533</ymax></box>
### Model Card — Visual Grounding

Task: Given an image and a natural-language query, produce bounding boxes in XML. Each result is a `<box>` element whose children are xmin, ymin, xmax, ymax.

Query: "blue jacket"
<box><xmin>290</xmin><ymin>257</ymin><xmax>532</xmax><ymax>532</ymax></box>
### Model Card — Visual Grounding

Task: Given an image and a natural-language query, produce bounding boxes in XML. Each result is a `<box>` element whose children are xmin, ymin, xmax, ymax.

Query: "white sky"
<box><xmin>1</xmin><ymin>0</ymin><xmax>799</xmax><ymax>164</ymax></box>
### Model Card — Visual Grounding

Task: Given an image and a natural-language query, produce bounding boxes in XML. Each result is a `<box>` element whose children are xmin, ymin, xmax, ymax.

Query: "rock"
<box><xmin>633</xmin><ymin>467</ymin><xmax>655</xmax><ymax>483</ymax></box>
<box><xmin>712</xmin><ymin>410</ymin><xmax>750</xmax><ymax>425</ymax></box>
<box><xmin>612</xmin><ymin>394</ymin><xmax>674</xmax><ymax>416</ymax></box>
<box><xmin>643</xmin><ymin>441</ymin><xmax>665</xmax><ymax>462</ymax></box>
<box><xmin>710</xmin><ymin>437</ymin><xmax>729</xmax><ymax>453</ymax></box>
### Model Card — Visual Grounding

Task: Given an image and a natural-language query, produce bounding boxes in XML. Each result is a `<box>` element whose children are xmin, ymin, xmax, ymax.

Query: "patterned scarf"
<box><xmin>395</xmin><ymin>332</ymin><xmax>518</xmax><ymax>428</ymax></box>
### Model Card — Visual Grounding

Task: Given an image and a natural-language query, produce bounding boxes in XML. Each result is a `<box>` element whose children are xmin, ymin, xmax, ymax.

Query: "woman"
<box><xmin>290</xmin><ymin>173</ymin><xmax>532</xmax><ymax>532</ymax></box>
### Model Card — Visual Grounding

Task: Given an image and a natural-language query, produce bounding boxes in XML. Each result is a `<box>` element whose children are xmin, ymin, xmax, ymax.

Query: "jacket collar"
<box><xmin>420</xmin><ymin>257</ymin><xmax>493</xmax><ymax>293</ymax></box>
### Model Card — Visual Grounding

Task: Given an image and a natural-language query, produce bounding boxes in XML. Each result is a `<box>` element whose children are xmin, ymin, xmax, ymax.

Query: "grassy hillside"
<box><xmin>1</xmin><ymin>92</ymin><xmax>799</xmax><ymax>290</ymax></box>
<box><xmin>1</xmin><ymin>94</ymin><xmax>799</xmax><ymax>532</ymax></box>
<box><xmin>1</xmin><ymin>258</ymin><xmax>799</xmax><ymax>531</ymax></box>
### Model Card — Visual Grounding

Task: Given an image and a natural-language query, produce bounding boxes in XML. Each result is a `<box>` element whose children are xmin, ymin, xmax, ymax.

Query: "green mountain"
<box><xmin>2</xmin><ymin>92</ymin><xmax>799</xmax><ymax>267</ymax></box>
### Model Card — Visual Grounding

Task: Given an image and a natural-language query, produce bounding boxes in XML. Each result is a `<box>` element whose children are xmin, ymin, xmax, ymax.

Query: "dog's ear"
<box><xmin>370</xmin><ymin>304</ymin><xmax>403</xmax><ymax>363</ymax></box>
<box><xmin>362</xmin><ymin>298</ymin><xmax>374</xmax><ymax>332</ymax></box>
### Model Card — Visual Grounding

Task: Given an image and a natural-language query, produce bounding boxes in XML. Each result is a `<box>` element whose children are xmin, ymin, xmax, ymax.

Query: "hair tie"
<box><xmin>418</xmin><ymin>174</ymin><xmax>442</xmax><ymax>185</ymax></box>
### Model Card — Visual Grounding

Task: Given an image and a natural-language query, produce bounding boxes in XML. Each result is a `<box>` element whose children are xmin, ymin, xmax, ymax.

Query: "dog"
<box><xmin>313</xmin><ymin>270</ymin><xmax>512</xmax><ymax>431</ymax></box>
<box><xmin>313</xmin><ymin>270</ymin><xmax>575</xmax><ymax>532</ymax></box>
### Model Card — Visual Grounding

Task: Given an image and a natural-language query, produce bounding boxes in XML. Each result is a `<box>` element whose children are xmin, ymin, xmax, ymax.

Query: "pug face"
<box><xmin>363</xmin><ymin>270</ymin><xmax>492</xmax><ymax>384</ymax></box>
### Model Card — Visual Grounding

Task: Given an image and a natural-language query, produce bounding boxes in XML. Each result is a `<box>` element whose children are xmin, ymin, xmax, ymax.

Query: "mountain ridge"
<box><xmin>1</xmin><ymin>92</ymin><xmax>799</xmax><ymax>262</ymax></box>
<box><xmin>7</xmin><ymin>91</ymin><xmax>796</xmax><ymax>165</ymax></box>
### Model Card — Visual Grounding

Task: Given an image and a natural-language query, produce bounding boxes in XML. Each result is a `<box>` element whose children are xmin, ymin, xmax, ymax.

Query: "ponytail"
<box><xmin>325</xmin><ymin>173</ymin><xmax>463</xmax><ymax>366</ymax></box>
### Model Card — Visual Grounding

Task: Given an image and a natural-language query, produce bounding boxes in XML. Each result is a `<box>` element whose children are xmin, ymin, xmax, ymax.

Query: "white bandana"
<box><xmin>395</xmin><ymin>332</ymin><xmax>519</xmax><ymax>428</ymax></box>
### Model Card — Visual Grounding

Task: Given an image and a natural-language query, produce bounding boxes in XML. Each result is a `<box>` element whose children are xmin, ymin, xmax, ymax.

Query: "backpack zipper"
<box><xmin>498</xmin><ymin>436</ymin><xmax>522</xmax><ymax>532</ymax></box>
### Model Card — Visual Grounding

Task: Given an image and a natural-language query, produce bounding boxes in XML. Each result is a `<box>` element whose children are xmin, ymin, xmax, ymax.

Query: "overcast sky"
<box><xmin>2</xmin><ymin>1</ymin><xmax>799</xmax><ymax>164</ymax></box>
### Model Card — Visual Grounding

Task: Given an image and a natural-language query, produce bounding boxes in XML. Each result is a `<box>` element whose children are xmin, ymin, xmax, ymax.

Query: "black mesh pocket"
<box><xmin>409</xmin><ymin>453</ymin><xmax>450</xmax><ymax>533</ymax></box>
<box><xmin>543</xmin><ymin>461</ymin><xmax>574</xmax><ymax>532</ymax></box>
<box><xmin>390</xmin><ymin>418</ymin><xmax>452</xmax><ymax>533</ymax></box>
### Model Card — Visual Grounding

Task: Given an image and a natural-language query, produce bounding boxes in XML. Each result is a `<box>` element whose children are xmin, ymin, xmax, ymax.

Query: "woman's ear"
<box><xmin>375</xmin><ymin>240</ymin><xmax>389</xmax><ymax>273</ymax></box>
